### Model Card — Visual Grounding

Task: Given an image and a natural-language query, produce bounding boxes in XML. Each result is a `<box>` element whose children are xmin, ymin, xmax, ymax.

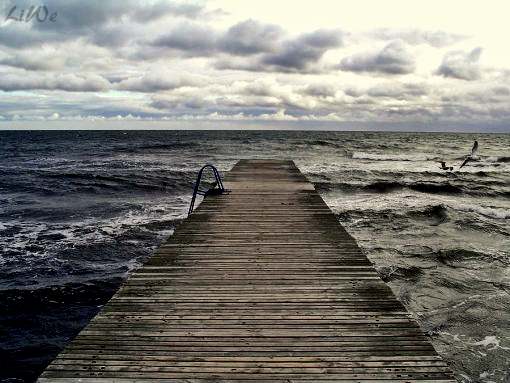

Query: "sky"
<box><xmin>1</xmin><ymin>0</ymin><xmax>510</xmax><ymax>131</ymax></box>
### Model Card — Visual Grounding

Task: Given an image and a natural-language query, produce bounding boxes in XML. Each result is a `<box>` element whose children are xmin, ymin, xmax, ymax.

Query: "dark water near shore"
<box><xmin>0</xmin><ymin>130</ymin><xmax>509</xmax><ymax>382</ymax></box>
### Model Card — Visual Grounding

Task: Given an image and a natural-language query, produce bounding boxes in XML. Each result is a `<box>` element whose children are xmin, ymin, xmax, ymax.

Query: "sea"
<box><xmin>0</xmin><ymin>130</ymin><xmax>509</xmax><ymax>383</ymax></box>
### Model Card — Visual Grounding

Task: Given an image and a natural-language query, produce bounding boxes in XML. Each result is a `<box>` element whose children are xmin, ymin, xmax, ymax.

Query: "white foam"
<box><xmin>449</xmin><ymin>202</ymin><xmax>510</xmax><ymax>220</ymax></box>
<box><xmin>472</xmin><ymin>336</ymin><xmax>510</xmax><ymax>350</ymax></box>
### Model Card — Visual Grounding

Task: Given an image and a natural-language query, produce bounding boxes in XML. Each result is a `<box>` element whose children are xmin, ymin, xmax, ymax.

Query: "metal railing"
<box><xmin>188</xmin><ymin>164</ymin><xmax>229</xmax><ymax>216</ymax></box>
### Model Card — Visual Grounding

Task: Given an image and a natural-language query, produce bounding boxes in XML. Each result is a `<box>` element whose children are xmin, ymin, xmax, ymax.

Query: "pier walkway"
<box><xmin>38</xmin><ymin>159</ymin><xmax>455</xmax><ymax>382</ymax></box>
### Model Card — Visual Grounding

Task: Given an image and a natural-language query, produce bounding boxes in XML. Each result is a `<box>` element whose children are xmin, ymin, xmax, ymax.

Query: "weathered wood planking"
<box><xmin>38</xmin><ymin>159</ymin><xmax>456</xmax><ymax>382</ymax></box>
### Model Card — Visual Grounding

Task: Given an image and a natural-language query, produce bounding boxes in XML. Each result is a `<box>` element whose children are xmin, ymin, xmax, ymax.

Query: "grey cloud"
<box><xmin>0</xmin><ymin>72</ymin><xmax>110</xmax><ymax>92</ymax></box>
<box><xmin>339</xmin><ymin>40</ymin><xmax>415</xmax><ymax>75</ymax></box>
<box><xmin>152</xmin><ymin>22</ymin><xmax>217</xmax><ymax>56</ymax></box>
<box><xmin>0</xmin><ymin>53</ymin><xmax>63</xmax><ymax>71</ymax></box>
<box><xmin>150</xmin><ymin>96</ymin><xmax>212</xmax><ymax>111</ymax></box>
<box><xmin>344</xmin><ymin>87</ymin><xmax>363</xmax><ymax>97</ymax></box>
<box><xmin>302</xmin><ymin>84</ymin><xmax>338</xmax><ymax>98</ymax></box>
<box><xmin>0</xmin><ymin>21</ymin><xmax>65</xmax><ymax>48</ymax></box>
<box><xmin>90</xmin><ymin>24</ymin><xmax>137</xmax><ymax>48</ymax></box>
<box><xmin>492</xmin><ymin>87</ymin><xmax>510</xmax><ymax>96</ymax></box>
<box><xmin>116</xmin><ymin>69</ymin><xmax>203</xmax><ymax>92</ymax></box>
<box><xmin>367</xmin><ymin>83</ymin><xmax>427</xmax><ymax>99</ymax></box>
<box><xmin>35</xmin><ymin>0</ymin><xmax>208</xmax><ymax>30</ymax></box>
<box><xmin>30</xmin><ymin>0</ymin><xmax>132</xmax><ymax>31</ymax></box>
<box><xmin>372</xmin><ymin>28</ymin><xmax>470</xmax><ymax>48</ymax></box>
<box><xmin>1</xmin><ymin>0</ymin><xmax>211</xmax><ymax>49</ymax></box>
<box><xmin>214</xmin><ymin>28</ymin><xmax>343</xmax><ymax>73</ymax></box>
<box><xmin>436</xmin><ymin>47</ymin><xmax>483</xmax><ymax>81</ymax></box>
<box><xmin>218</xmin><ymin>19</ymin><xmax>284</xmax><ymax>55</ymax></box>
<box><xmin>262</xmin><ymin>29</ymin><xmax>343</xmax><ymax>72</ymax></box>
<box><xmin>0</xmin><ymin>42</ymin><xmax>115</xmax><ymax>72</ymax></box>
<box><xmin>132</xmin><ymin>1</ymin><xmax>207</xmax><ymax>22</ymax></box>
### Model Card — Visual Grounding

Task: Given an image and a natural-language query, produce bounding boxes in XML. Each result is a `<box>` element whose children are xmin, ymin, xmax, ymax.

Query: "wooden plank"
<box><xmin>37</xmin><ymin>159</ymin><xmax>456</xmax><ymax>382</ymax></box>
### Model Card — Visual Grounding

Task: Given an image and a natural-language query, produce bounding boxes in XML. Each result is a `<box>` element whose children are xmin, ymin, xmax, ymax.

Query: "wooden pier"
<box><xmin>38</xmin><ymin>159</ymin><xmax>455</xmax><ymax>382</ymax></box>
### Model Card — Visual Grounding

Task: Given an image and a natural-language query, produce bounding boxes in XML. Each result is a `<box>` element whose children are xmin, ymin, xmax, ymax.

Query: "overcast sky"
<box><xmin>1</xmin><ymin>0</ymin><xmax>509</xmax><ymax>131</ymax></box>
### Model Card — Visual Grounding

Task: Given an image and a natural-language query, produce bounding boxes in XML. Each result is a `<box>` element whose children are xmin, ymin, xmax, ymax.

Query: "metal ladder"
<box><xmin>188</xmin><ymin>164</ymin><xmax>229</xmax><ymax>216</ymax></box>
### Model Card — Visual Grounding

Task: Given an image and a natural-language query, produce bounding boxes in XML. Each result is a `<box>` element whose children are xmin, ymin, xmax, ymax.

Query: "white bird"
<box><xmin>471</xmin><ymin>138</ymin><xmax>478</xmax><ymax>156</ymax></box>
<box><xmin>460</xmin><ymin>138</ymin><xmax>479</xmax><ymax>169</ymax></box>
<box><xmin>459</xmin><ymin>157</ymin><xmax>472</xmax><ymax>169</ymax></box>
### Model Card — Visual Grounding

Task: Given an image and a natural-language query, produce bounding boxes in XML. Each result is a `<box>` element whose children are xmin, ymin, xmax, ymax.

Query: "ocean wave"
<box><xmin>377</xmin><ymin>264</ymin><xmax>424</xmax><ymax>283</ymax></box>
<box><xmin>353</xmin><ymin>152</ymin><xmax>439</xmax><ymax>161</ymax></box>
<box><xmin>449</xmin><ymin>202</ymin><xmax>510</xmax><ymax>220</ymax></box>
<box><xmin>0</xmin><ymin>280</ymin><xmax>120</xmax><ymax>314</ymax></box>
<box><xmin>409</xmin><ymin>182</ymin><xmax>463</xmax><ymax>194</ymax></box>
<box><xmin>471</xmin><ymin>336</ymin><xmax>510</xmax><ymax>351</ymax></box>
<box><xmin>362</xmin><ymin>180</ymin><xmax>463</xmax><ymax>194</ymax></box>
<box><xmin>433</xmin><ymin>248</ymin><xmax>496</xmax><ymax>265</ymax></box>
<box><xmin>307</xmin><ymin>139</ymin><xmax>345</xmax><ymax>149</ymax></box>
<box><xmin>111</xmin><ymin>142</ymin><xmax>198</xmax><ymax>152</ymax></box>
<box><xmin>408</xmin><ymin>204</ymin><xmax>449</xmax><ymax>226</ymax></box>
<box><xmin>43</xmin><ymin>171</ymin><xmax>195</xmax><ymax>194</ymax></box>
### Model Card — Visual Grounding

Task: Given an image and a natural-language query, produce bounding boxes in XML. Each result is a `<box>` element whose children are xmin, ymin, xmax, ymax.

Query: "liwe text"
<box><xmin>5</xmin><ymin>5</ymin><xmax>57</xmax><ymax>23</ymax></box>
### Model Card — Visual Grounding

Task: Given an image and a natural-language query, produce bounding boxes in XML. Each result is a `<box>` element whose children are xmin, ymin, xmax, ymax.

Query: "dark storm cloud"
<box><xmin>262</xmin><ymin>29</ymin><xmax>344</xmax><ymax>71</ymax></box>
<box><xmin>436</xmin><ymin>47</ymin><xmax>484</xmax><ymax>81</ymax></box>
<box><xmin>218</xmin><ymin>19</ymin><xmax>284</xmax><ymax>55</ymax></box>
<box><xmin>371</xmin><ymin>28</ymin><xmax>470</xmax><ymax>48</ymax></box>
<box><xmin>339</xmin><ymin>40</ymin><xmax>415</xmax><ymax>75</ymax></box>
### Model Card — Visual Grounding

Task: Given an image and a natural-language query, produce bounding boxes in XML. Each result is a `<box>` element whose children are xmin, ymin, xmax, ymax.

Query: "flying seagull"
<box><xmin>460</xmin><ymin>138</ymin><xmax>478</xmax><ymax>169</ymax></box>
<box><xmin>459</xmin><ymin>157</ymin><xmax>472</xmax><ymax>169</ymax></box>
<box><xmin>471</xmin><ymin>137</ymin><xmax>478</xmax><ymax>156</ymax></box>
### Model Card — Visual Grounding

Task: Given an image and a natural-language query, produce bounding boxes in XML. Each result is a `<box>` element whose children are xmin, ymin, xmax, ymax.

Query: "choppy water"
<box><xmin>0</xmin><ymin>130</ymin><xmax>508</xmax><ymax>382</ymax></box>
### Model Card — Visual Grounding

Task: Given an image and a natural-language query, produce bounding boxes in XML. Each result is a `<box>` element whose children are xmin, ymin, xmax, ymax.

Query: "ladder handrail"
<box><xmin>188</xmin><ymin>164</ymin><xmax>227</xmax><ymax>216</ymax></box>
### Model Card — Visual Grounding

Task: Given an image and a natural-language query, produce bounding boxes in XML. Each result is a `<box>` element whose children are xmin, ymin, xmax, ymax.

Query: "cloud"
<box><xmin>302</xmin><ymin>83</ymin><xmax>338</xmax><ymax>98</ymax></box>
<box><xmin>218</xmin><ymin>19</ymin><xmax>284</xmax><ymax>55</ymax></box>
<box><xmin>371</xmin><ymin>28</ymin><xmax>470</xmax><ymax>48</ymax></box>
<box><xmin>116</xmin><ymin>67</ymin><xmax>205</xmax><ymax>92</ymax></box>
<box><xmin>0</xmin><ymin>41</ymin><xmax>113</xmax><ymax>71</ymax></box>
<box><xmin>1</xmin><ymin>0</ymin><xmax>213</xmax><ymax>49</ymax></box>
<box><xmin>262</xmin><ymin>29</ymin><xmax>344</xmax><ymax>72</ymax></box>
<box><xmin>0</xmin><ymin>72</ymin><xmax>111</xmax><ymax>92</ymax></box>
<box><xmin>436</xmin><ymin>47</ymin><xmax>484</xmax><ymax>81</ymax></box>
<box><xmin>152</xmin><ymin>21</ymin><xmax>218</xmax><ymax>56</ymax></box>
<box><xmin>131</xmin><ymin>1</ymin><xmax>208</xmax><ymax>22</ymax></box>
<box><xmin>216</xmin><ymin>28</ymin><xmax>344</xmax><ymax>73</ymax></box>
<box><xmin>150</xmin><ymin>96</ymin><xmax>212</xmax><ymax>111</ymax></box>
<box><xmin>339</xmin><ymin>40</ymin><xmax>415</xmax><ymax>75</ymax></box>
<box><xmin>33</xmin><ymin>0</ymin><xmax>210</xmax><ymax>30</ymax></box>
<box><xmin>0</xmin><ymin>20</ymin><xmax>65</xmax><ymax>48</ymax></box>
<box><xmin>0</xmin><ymin>51</ymin><xmax>64</xmax><ymax>71</ymax></box>
<box><xmin>366</xmin><ymin>82</ymin><xmax>427</xmax><ymax>99</ymax></box>
<box><xmin>151</xmin><ymin>23</ymin><xmax>342</xmax><ymax>72</ymax></box>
